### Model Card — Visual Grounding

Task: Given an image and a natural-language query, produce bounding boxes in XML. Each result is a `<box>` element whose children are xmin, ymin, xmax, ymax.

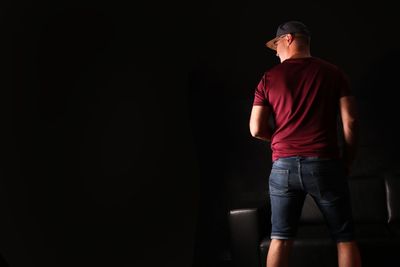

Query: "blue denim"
<box><xmin>269</xmin><ymin>156</ymin><xmax>355</xmax><ymax>242</ymax></box>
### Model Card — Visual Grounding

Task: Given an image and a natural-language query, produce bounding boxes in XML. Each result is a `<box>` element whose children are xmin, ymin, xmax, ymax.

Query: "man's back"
<box><xmin>253</xmin><ymin>57</ymin><xmax>352</xmax><ymax>161</ymax></box>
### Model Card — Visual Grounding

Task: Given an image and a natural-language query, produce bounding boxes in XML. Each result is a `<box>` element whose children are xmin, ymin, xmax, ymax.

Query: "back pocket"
<box><xmin>269</xmin><ymin>168</ymin><xmax>289</xmax><ymax>195</ymax></box>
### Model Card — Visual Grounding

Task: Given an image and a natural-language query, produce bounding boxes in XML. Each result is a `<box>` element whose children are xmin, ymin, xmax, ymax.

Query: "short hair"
<box><xmin>293</xmin><ymin>33</ymin><xmax>310</xmax><ymax>49</ymax></box>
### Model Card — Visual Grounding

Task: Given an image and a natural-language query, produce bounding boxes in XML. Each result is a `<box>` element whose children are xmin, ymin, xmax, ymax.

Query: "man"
<box><xmin>249</xmin><ymin>21</ymin><xmax>362</xmax><ymax>267</ymax></box>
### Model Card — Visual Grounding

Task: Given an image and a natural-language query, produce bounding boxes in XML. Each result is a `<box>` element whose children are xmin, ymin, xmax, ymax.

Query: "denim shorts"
<box><xmin>268</xmin><ymin>156</ymin><xmax>355</xmax><ymax>242</ymax></box>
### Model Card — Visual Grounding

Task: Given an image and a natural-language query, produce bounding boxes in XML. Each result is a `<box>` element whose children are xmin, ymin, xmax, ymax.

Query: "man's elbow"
<box><xmin>249</xmin><ymin>124</ymin><xmax>261</xmax><ymax>137</ymax></box>
<box><xmin>250</xmin><ymin>127</ymin><xmax>271</xmax><ymax>141</ymax></box>
<box><xmin>343</xmin><ymin>118</ymin><xmax>360</xmax><ymax>135</ymax></box>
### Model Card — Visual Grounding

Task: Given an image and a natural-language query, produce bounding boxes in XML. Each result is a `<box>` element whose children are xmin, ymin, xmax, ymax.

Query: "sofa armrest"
<box><xmin>229</xmin><ymin>207</ymin><xmax>267</xmax><ymax>267</ymax></box>
<box><xmin>384</xmin><ymin>173</ymin><xmax>400</xmax><ymax>224</ymax></box>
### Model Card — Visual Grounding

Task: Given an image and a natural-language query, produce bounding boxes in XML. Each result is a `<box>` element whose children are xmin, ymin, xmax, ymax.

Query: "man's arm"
<box><xmin>339</xmin><ymin>96</ymin><xmax>359</xmax><ymax>172</ymax></box>
<box><xmin>249</xmin><ymin>105</ymin><xmax>273</xmax><ymax>141</ymax></box>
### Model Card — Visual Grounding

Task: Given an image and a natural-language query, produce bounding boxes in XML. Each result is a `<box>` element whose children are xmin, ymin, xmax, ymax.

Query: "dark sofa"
<box><xmin>228</xmin><ymin>173</ymin><xmax>400</xmax><ymax>267</ymax></box>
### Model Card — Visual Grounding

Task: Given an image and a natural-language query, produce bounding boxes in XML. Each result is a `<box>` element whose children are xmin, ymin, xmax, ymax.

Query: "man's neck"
<box><xmin>288</xmin><ymin>51</ymin><xmax>311</xmax><ymax>59</ymax></box>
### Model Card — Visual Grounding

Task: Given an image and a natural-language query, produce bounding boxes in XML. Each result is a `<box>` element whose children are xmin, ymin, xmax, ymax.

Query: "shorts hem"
<box><xmin>334</xmin><ymin>237</ymin><xmax>356</xmax><ymax>243</ymax></box>
<box><xmin>270</xmin><ymin>235</ymin><xmax>293</xmax><ymax>240</ymax></box>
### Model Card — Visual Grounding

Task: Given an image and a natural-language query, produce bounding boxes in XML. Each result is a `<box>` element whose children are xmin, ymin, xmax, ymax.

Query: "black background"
<box><xmin>1</xmin><ymin>1</ymin><xmax>399</xmax><ymax>267</ymax></box>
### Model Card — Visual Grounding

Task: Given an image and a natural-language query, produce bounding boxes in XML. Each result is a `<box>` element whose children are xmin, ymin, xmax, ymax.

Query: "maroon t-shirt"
<box><xmin>253</xmin><ymin>57</ymin><xmax>351</xmax><ymax>161</ymax></box>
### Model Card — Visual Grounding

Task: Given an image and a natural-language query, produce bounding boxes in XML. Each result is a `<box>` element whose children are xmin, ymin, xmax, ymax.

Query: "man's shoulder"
<box><xmin>312</xmin><ymin>57</ymin><xmax>342</xmax><ymax>71</ymax></box>
<box><xmin>312</xmin><ymin>57</ymin><xmax>350</xmax><ymax>83</ymax></box>
<box><xmin>258</xmin><ymin>66</ymin><xmax>277</xmax><ymax>81</ymax></box>
<box><xmin>264</xmin><ymin>62</ymin><xmax>286</xmax><ymax>76</ymax></box>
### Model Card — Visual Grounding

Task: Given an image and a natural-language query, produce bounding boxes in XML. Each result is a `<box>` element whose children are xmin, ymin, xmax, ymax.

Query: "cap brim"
<box><xmin>266</xmin><ymin>37</ymin><xmax>278</xmax><ymax>50</ymax></box>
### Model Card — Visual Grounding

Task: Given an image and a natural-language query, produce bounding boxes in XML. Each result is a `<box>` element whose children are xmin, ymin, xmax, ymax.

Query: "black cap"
<box><xmin>266</xmin><ymin>21</ymin><xmax>311</xmax><ymax>50</ymax></box>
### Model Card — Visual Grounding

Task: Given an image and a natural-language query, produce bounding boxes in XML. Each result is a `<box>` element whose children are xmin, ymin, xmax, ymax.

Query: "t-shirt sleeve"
<box><xmin>253</xmin><ymin>74</ymin><xmax>269</xmax><ymax>106</ymax></box>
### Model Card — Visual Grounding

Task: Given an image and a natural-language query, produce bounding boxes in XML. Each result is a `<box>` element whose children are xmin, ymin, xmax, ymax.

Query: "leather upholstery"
<box><xmin>348</xmin><ymin>176</ymin><xmax>387</xmax><ymax>223</ymax></box>
<box><xmin>385</xmin><ymin>174</ymin><xmax>400</xmax><ymax>223</ymax></box>
<box><xmin>229</xmin><ymin>208</ymin><xmax>261</xmax><ymax>267</ymax></box>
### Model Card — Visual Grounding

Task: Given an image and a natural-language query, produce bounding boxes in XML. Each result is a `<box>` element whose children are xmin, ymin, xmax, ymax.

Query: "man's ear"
<box><xmin>286</xmin><ymin>33</ymin><xmax>294</xmax><ymax>46</ymax></box>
